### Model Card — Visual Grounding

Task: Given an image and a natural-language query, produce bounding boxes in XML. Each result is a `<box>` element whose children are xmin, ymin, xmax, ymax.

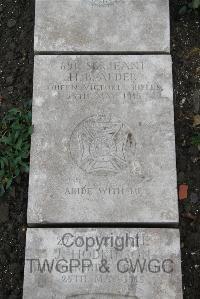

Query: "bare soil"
<box><xmin>0</xmin><ymin>0</ymin><xmax>199</xmax><ymax>298</ymax></box>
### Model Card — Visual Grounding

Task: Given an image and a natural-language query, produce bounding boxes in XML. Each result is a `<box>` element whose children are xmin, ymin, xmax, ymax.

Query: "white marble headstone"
<box><xmin>23</xmin><ymin>228</ymin><xmax>183</xmax><ymax>298</ymax></box>
<box><xmin>28</xmin><ymin>55</ymin><xmax>178</xmax><ymax>225</ymax></box>
<box><xmin>34</xmin><ymin>0</ymin><xmax>170</xmax><ymax>53</ymax></box>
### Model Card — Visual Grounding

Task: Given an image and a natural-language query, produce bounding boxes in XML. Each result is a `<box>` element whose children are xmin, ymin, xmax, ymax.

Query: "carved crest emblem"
<box><xmin>89</xmin><ymin>0</ymin><xmax>121</xmax><ymax>7</ymax></box>
<box><xmin>70</xmin><ymin>114</ymin><xmax>135</xmax><ymax>175</ymax></box>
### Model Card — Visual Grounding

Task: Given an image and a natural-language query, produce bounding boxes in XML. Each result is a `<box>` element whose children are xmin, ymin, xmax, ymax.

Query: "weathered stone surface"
<box><xmin>23</xmin><ymin>228</ymin><xmax>183</xmax><ymax>298</ymax></box>
<box><xmin>34</xmin><ymin>0</ymin><xmax>170</xmax><ymax>53</ymax></box>
<box><xmin>28</xmin><ymin>55</ymin><xmax>178</xmax><ymax>224</ymax></box>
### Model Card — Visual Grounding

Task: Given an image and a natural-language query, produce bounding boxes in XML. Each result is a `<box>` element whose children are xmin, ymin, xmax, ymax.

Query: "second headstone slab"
<box><xmin>23</xmin><ymin>228</ymin><xmax>183</xmax><ymax>298</ymax></box>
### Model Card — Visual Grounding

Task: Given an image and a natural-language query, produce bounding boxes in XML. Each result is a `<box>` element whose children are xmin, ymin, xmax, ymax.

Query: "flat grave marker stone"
<box><xmin>23</xmin><ymin>228</ymin><xmax>183</xmax><ymax>298</ymax></box>
<box><xmin>34</xmin><ymin>0</ymin><xmax>170</xmax><ymax>53</ymax></box>
<box><xmin>28</xmin><ymin>55</ymin><xmax>178</xmax><ymax>224</ymax></box>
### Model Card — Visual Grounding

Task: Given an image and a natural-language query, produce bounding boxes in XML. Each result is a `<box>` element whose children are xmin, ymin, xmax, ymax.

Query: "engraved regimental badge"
<box><xmin>70</xmin><ymin>114</ymin><xmax>135</xmax><ymax>175</ymax></box>
<box><xmin>89</xmin><ymin>0</ymin><xmax>121</xmax><ymax>7</ymax></box>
